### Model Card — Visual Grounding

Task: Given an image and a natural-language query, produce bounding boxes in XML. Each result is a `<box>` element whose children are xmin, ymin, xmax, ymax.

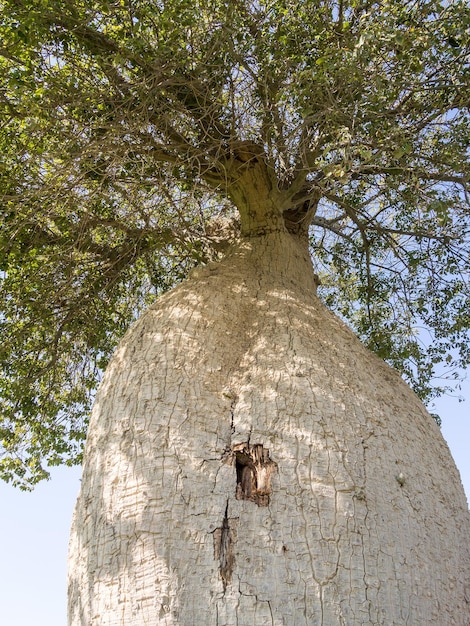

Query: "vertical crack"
<box><xmin>213</xmin><ymin>501</ymin><xmax>237</xmax><ymax>592</ymax></box>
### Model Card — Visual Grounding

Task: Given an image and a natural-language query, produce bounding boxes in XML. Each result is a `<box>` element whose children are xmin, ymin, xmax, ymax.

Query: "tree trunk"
<box><xmin>68</xmin><ymin>226</ymin><xmax>470</xmax><ymax>625</ymax></box>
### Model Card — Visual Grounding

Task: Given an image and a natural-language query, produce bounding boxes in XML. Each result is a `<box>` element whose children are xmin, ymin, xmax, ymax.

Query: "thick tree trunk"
<box><xmin>68</xmin><ymin>227</ymin><xmax>470</xmax><ymax>625</ymax></box>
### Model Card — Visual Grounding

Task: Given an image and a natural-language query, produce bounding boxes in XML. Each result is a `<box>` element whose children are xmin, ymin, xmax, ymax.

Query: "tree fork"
<box><xmin>222</xmin><ymin>141</ymin><xmax>318</xmax><ymax>246</ymax></box>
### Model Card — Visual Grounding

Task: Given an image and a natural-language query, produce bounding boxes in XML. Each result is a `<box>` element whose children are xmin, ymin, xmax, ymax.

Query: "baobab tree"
<box><xmin>1</xmin><ymin>0</ymin><xmax>469</xmax><ymax>623</ymax></box>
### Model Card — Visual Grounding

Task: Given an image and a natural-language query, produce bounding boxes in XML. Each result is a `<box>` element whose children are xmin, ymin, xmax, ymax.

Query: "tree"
<box><xmin>1</xmin><ymin>0</ymin><xmax>470</xmax><ymax>621</ymax></box>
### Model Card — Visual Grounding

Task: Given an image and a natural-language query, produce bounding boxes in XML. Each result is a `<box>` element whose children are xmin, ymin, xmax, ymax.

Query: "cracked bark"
<box><xmin>68</xmin><ymin>156</ymin><xmax>470</xmax><ymax>625</ymax></box>
<box><xmin>214</xmin><ymin>504</ymin><xmax>237</xmax><ymax>592</ymax></box>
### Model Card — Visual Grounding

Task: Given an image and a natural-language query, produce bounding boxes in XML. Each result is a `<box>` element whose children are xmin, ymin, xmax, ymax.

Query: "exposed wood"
<box><xmin>233</xmin><ymin>443</ymin><xmax>277</xmax><ymax>507</ymax></box>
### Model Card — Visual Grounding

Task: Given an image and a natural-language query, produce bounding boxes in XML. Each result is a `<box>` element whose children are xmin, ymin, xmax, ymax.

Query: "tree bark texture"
<box><xmin>68</xmin><ymin>231</ymin><xmax>470</xmax><ymax>625</ymax></box>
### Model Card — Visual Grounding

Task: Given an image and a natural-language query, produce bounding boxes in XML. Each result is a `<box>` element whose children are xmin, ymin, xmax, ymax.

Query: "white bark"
<box><xmin>68</xmin><ymin>231</ymin><xmax>470</xmax><ymax>625</ymax></box>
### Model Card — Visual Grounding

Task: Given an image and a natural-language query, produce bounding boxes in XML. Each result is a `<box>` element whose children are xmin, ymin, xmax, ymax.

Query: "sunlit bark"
<box><xmin>68</xmin><ymin>227</ymin><xmax>470</xmax><ymax>625</ymax></box>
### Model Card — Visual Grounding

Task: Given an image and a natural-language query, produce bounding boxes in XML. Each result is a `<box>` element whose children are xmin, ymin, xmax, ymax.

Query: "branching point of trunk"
<box><xmin>222</xmin><ymin>142</ymin><xmax>319</xmax><ymax>248</ymax></box>
<box><xmin>224</xmin><ymin>142</ymin><xmax>285</xmax><ymax>237</ymax></box>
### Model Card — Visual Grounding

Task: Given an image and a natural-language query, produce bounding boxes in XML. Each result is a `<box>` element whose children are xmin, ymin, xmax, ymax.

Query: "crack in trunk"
<box><xmin>213</xmin><ymin>503</ymin><xmax>237</xmax><ymax>592</ymax></box>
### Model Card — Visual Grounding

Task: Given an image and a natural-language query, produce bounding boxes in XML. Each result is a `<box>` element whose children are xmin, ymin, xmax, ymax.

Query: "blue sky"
<box><xmin>0</xmin><ymin>378</ymin><xmax>468</xmax><ymax>626</ymax></box>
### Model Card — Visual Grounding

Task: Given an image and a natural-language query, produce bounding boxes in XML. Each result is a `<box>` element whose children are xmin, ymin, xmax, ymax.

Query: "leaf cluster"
<box><xmin>1</xmin><ymin>0</ymin><xmax>469</xmax><ymax>486</ymax></box>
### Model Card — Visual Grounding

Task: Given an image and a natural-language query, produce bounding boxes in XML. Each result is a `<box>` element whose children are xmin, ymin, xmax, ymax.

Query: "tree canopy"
<box><xmin>1</xmin><ymin>0</ymin><xmax>469</xmax><ymax>487</ymax></box>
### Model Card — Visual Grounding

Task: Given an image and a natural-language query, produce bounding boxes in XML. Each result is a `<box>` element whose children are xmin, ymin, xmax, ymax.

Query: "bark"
<box><xmin>68</xmin><ymin>226</ymin><xmax>470</xmax><ymax>625</ymax></box>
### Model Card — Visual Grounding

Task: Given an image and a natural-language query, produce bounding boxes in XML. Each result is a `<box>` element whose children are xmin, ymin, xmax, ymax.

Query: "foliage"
<box><xmin>1</xmin><ymin>0</ymin><xmax>469</xmax><ymax>486</ymax></box>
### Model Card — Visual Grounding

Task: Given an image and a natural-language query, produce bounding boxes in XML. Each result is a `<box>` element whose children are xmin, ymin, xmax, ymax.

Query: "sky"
<box><xmin>0</xmin><ymin>378</ymin><xmax>468</xmax><ymax>626</ymax></box>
